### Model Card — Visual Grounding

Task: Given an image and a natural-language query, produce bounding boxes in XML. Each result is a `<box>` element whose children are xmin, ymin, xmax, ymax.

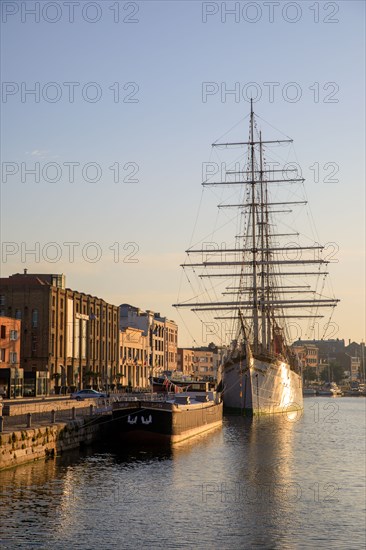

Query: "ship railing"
<box><xmin>110</xmin><ymin>392</ymin><xmax>176</xmax><ymax>404</ymax></box>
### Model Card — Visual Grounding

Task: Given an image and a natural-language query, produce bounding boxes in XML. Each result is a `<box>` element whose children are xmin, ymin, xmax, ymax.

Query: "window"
<box><xmin>32</xmin><ymin>309</ymin><xmax>38</xmax><ymax>328</ymax></box>
<box><xmin>10</xmin><ymin>352</ymin><xmax>17</xmax><ymax>364</ymax></box>
<box><xmin>0</xmin><ymin>348</ymin><xmax>5</xmax><ymax>361</ymax></box>
<box><xmin>31</xmin><ymin>335</ymin><xmax>37</xmax><ymax>353</ymax></box>
<box><xmin>10</xmin><ymin>330</ymin><xmax>18</xmax><ymax>341</ymax></box>
<box><xmin>0</xmin><ymin>325</ymin><xmax>6</xmax><ymax>339</ymax></box>
<box><xmin>0</xmin><ymin>295</ymin><xmax>5</xmax><ymax>306</ymax></box>
<box><xmin>0</xmin><ymin>310</ymin><xmax>4</xmax><ymax>317</ymax></box>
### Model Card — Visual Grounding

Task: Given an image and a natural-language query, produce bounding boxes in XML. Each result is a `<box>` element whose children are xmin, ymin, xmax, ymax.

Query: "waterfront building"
<box><xmin>0</xmin><ymin>316</ymin><xmax>23</xmax><ymax>398</ymax></box>
<box><xmin>0</xmin><ymin>271</ymin><xmax>119</xmax><ymax>393</ymax></box>
<box><xmin>119</xmin><ymin>327</ymin><xmax>149</xmax><ymax>389</ymax></box>
<box><xmin>119</xmin><ymin>304</ymin><xmax>178</xmax><ymax>375</ymax></box>
<box><xmin>177</xmin><ymin>345</ymin><xmax>220</xmax><ymax>381</ymax></box>
<box><xmin>291</xmin><ymin>343</ymin><xmax>319</xmax><ymax>372</ymax></box>
<box><xmin>177</xmin><ymin>348</ymin><xmax>195</xmax><ymax>376</ymax></box>
<box><xmin>294</xmin><ymin>338</ymin><xmax>364</xmax><ymax>382</ymax></box>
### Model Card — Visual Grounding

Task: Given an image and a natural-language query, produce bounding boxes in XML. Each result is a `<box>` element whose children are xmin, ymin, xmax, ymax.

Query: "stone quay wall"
<box><xmin>0</xmin><ymin>416</ymin><xmax>107</xmax><ymax>471</ymax></box>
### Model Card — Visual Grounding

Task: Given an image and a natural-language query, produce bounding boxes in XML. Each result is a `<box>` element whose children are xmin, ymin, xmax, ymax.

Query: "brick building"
<box><xmin>177</xmin><ymin>348</ymin><xmax>195</xmax><ymax>376</ymax></box>
<box><xmin>177</xmin><ymin>345</ymin><xmax>220</xmax><ymax>381</ymax></box>
<box><xmin>0</xmin><ymin>316</ymin><xmax>23</xmax><ymax>397</ymax></box>
<box><xmin>0</xmin><ymin>271</ymin><xmax>119</xmax><ymax>393</ymax></box>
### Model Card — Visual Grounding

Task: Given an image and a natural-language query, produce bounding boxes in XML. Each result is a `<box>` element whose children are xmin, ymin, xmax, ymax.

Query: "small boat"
<box><xmin>318</xmin><ymin>382</ymin><xmax>342</xmax><ymax>396</ymax></box>
<box><xmin>112</xmin><ymin>391</ymin><xmax>223</xmax><ymax>444</ymax></box>
<box><xmin>303</xmin><ymin>388</ymin><xmax>317</xmax><ymax>396</ymax></box>
<box><xmin>343</xmin><ymin>384</ymin><xmax>364</xmax><ymax>397</ymax></box>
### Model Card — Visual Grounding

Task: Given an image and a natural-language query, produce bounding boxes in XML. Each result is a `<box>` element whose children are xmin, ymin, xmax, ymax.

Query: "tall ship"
<box><xmin>174</xmin><ymin>101</ymin><xmax>339</xmax><ymax>415</ymax></box>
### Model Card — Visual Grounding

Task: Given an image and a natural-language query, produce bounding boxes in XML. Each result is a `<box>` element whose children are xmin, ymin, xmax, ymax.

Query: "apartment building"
<box><xmin>0</xmin><ymin>271</ymin><xmax>119</xmax><ymax>392</ymax></box>
<box><xmin>119</xmin><ymin>304</ymin><xmax>178</xmax><ymax>374</ymax></box>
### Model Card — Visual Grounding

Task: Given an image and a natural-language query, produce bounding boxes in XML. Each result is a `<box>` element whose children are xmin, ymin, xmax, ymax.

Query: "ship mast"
<box><xmin>259</xmin><ymin>130</ymin><xmax>266</xmax><ymax>351</ymax></box>
<box><xmin>250</xmin><ymin>99</ymin><xmax>259</xmax><ymax>351</ymax></box>
<box><xmin>173</xmin><ymin>105</ymin><xmax>339</xmax><ymax>359</ymax></box>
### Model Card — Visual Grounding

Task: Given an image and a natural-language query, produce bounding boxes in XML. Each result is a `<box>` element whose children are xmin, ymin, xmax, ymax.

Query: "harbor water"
<box><xmin>1</xmin><ymin>398</ymin><xmax>365</xmax><ymax>549</ymax></box>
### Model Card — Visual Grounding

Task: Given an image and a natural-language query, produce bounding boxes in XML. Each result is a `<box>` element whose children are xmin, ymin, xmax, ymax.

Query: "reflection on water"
<box><xmin>0</xmin><ymin>399</ymin><xmax>365</xmax><ymax>549</ymax></box>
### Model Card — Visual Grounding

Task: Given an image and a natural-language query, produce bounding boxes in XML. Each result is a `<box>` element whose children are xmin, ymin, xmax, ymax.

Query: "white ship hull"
<box><xmin>222</xmin><ymin>355</ymin><xmax>303</xmax><ymax>415</ymax></box>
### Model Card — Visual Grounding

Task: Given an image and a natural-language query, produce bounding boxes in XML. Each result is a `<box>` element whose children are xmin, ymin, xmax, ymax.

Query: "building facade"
<box><xmin>177</xmin><ymin>345</ymin><xmax>220</xmax><ymax>381</ymax></box>
<box><xmin>119</xmin><ymin>304</ymin><xmax>178</xmax><ymax>374</ymax></box>
<box><xmin>291</xmin><ymin>343</ymin><xmax>319</xmax><ymax>372</ymax></box>
<box><xmin>0</xmin><ymin>271</ymin><xmax>119</xmax><ymax>392</ymax></box>
<box><xmin>177</xmin><ymin>348</ymin><xmax>195</xmax><ymax>376</ymax></box>
<box><xmin>0</xmin><ymin>316</ymin><xmax>23</xmax><ymax>398</ymax></box>
<box><xmin>294</xmin><ymin>338</ymin><xmax>365</xmax><ymax>382</ymax></box>
<box><xmin>119</xmin><ymin>327</ymin><xmax>149</xmax><ymax>389</ymax></box>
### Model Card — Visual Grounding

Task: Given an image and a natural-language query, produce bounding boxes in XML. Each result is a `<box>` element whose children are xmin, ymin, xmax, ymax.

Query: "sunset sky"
<box><xmin>1</xmin><ymin>1</ymin><xmax>365</xmax><ymax>347</ymax></box>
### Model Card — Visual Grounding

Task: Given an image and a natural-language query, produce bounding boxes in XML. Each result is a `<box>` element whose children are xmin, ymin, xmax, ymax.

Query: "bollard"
<box><xmin>89</xmin><ymin>404</ymin><xmax>94</xmax><ymax>416</ymax></box>
<box><xmin>51</xmin><ymin>410</ymin><xmax>56</xmax><ymax>424</ymax></box>
<box><xmin>71</xmin><ymin>407</ymin><xmax>76</xmax><ymax>420</ymax></box>
<box><xmin>26</xmin><ymin>413</ymin><xmax>32</xmax><ymax>428</ymax></box>
<box><xmin>0</xmin><ymin>416</ymin><xmax>3</xmax><ymax>433</ymax></box>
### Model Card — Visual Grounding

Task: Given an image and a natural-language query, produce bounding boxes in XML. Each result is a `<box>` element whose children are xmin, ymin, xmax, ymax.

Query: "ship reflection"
<box><xmin>218</xmin><ymin>412</ymin><xmax>302</xmax><ymax>548</ymax></box>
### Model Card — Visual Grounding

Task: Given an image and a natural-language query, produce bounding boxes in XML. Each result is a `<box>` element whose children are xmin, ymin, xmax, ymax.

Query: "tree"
<box><xmin>303</xmin><ymin>367</ymin><xmax>317</xmax><ymax>383</ymax></box>
<box><xmin>320</xmin><ymin>363</ymin><xmax>344</xmax><ymax>384</ymax></box>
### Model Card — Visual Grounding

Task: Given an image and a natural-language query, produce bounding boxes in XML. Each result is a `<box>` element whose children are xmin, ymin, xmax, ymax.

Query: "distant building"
<box><xmin>119</xmin><ymin>304</ymin><xmax>178</xmax><ymax>374</ymax></box>
<box><xmin>294</xmin><ymin>338</ymin><xmax>365</xmax><ymax>383</ymax></box>
<box><xmin>0</xmin><ymin>316</ymin><xmax>22</xmax><ymax>398</ymax></box>
<box><xmin>177</xmin><ymin>348</ymin><xmax>195</xmax><ymax>376</ymax></box>
<box><xmin>119</xmin><ymin>327</ymin><xmax>149</xmax><ymax>389</ymax></box>
<box><xmin>291</xmin><ymin>343</ymin><xmax>319</xmax><ymax>372</ymax></box>
<box><xmin>177</xmin><ymin>344</ymin><xmax>220</xmax><ymax>381</ymax></box>
<box><xmin>0</xmin><ymin>271</ymin><xmax>119</xmax><ymax>393</ymax></box>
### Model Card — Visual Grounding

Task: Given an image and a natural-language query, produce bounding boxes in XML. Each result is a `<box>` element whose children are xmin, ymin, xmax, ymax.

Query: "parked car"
<box><xmin>71</xmin><ymin>389</ymin><xmax>107</xmax><ymax>401</ymax></box>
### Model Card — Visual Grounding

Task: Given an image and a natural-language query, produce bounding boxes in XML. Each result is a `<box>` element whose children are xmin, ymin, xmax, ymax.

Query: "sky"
<box><xmin>1</xmin><ymin>0</ymin><xmax>365</xmax><ymax>347</ymax></box>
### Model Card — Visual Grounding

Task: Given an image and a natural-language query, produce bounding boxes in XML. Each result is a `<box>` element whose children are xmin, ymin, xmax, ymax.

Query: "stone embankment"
<box><xmin>0</xmin><ymin>398</ymin><xmax>114</xmax><ymax>471</ymax></box>
<box><xmin>0</xmin><ymin>417</ymin><xmax>104</xmax><ymax>471</ymax></box>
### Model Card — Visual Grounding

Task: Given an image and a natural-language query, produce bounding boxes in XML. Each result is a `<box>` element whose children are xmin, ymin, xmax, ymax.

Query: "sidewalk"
<box><xmin>0</xmin><ymin>404</ymin><xmax>93</xmax><ymax>433</ymax></box>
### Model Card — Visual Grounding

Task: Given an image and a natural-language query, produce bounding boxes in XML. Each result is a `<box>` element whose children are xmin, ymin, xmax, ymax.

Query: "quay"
<box><xmin>0</xmin><ymin>392</ymin><xmax>164</xmax><ymax>471</ymax></box>
<box><xmin>0</xmin><ymin>395</ymin><xmax>115</xmax><ymax>471</ymax></box>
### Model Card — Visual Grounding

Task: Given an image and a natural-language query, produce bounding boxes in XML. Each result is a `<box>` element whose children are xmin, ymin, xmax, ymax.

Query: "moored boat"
<box><xmin>112</xmin><ymin>392</ymin><xmax>223</xmax><ymax>444</ymax></box>
<box><xmin>174</xmin><ymin>101</ymin><xmax>339</xmax><ymax>415</ymax></box>
<box><xmin>303</xmin><ymin>388</ymin><xmax>317</xmax><ymax>396</ymax></box>
<box><xmin>318</xmin><ymin>382</ymin><xmax>342</xmax><ymax>396</ymax></box>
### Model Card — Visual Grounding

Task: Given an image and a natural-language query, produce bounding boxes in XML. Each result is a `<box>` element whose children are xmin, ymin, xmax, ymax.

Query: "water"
<box><xmin>1</xmin><ymin>398</ymin><xmax>365</xmax><ymax>549</ymax></box>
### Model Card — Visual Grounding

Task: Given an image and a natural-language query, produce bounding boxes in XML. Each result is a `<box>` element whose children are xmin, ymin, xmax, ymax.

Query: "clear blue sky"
<box><xmin>1</xmin><ymin>0</ymin><xmax>365</xmax><ymax>346</ymax></box>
